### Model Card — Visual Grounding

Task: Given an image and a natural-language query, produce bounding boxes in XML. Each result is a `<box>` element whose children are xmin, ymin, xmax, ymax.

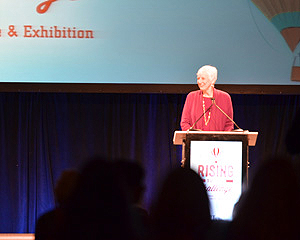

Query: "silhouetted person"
<box><xmin>35</xmin><ymin>169</ymin><xmax>80</xmax><ymax>240</ymax></box>
<box><xmin>151</xmin><ymin>167</ymin><xmax>211</xmax><ymax>240</ymax></box>
<box><xmin>229</xmin><ymin>156</ymin><xmax>300</xmax><ymax>240</ymax></box>
<box><xmin>114</xmin><ymin>160</ymin><xmax>149</xmax><ymax>240</ymax></box>
<box><xmin>58</xmin><ymin>157</ymin><xmax>135</xmax><ymax>240</ymax></box>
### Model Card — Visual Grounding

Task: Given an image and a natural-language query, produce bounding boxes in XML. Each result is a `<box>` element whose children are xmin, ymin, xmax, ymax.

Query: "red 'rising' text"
<box><xmin>198</xmin><ymin>164</ymin><xmax>233</xmax><ymax>178</ymax></box>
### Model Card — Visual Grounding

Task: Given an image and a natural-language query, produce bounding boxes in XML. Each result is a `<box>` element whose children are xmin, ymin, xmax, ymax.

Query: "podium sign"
<box><xmin>190</xmin><ymin>140</ymin><xmax>243</xmax><ymax>220</ymax></box>
<box><xmin>173</xmin><ymin>131</ymin><xmax>257</xmax><ymax>220</ymax></box>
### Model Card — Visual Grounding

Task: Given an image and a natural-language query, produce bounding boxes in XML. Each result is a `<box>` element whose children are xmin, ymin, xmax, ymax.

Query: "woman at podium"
<box><xmin>180</xmin><ymin>65</ymin><xmax>234</xmax><ymax>131</ymax></box>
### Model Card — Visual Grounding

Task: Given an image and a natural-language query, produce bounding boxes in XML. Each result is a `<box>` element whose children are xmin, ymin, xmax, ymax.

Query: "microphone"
<box><xmin>211</xmin><ymin>98</ymin><xmax>243</xmax><ymax>131</ymax></box>
<box><xmin>187</xmin><ymin>99</ymin><xmax>214</xmax><ymax>132</ymax></box>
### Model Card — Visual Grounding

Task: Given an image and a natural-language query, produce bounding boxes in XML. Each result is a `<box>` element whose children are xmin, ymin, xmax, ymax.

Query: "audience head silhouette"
<box><xmin>114</xmin><ymin>160</ymin><xmax>145</xmax><ymax>205</ymax></box>
<box><xmin>35</xmin><ymin>169</ymin><xmax>80</xmax><ymax>240</ymax></box>
<box><xmin>59</xmin><ymin>157</ymin><xmax>135</xmax><ymax>240</ymax></box>
<box><xmin>230</xmin><ymin>156</ymin><xmax>300</xmax><ymax>240</ymax></box>
<box><xmin>151</xmin><ymin>167</ymin><xmax>211</xmax><ymax>240</ymax></box>
<box><xmin>54</xmin><ymin>169</ymin><xmax>80</xmax><ymax>207</ymax></box>
<box><xmin>114</xmin><ymin>160</ymin><xmax>150</xmax><ymax>240</ymax></box>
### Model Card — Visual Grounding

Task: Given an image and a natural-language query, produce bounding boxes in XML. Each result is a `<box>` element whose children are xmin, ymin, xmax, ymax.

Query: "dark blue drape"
<box><xmin>0</xmin><ymin>92</ymin><xmax>299</xmax><ymax>233</ymax></box>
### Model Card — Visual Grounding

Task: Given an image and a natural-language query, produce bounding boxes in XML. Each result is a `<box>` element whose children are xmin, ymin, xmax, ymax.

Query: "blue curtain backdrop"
<box><xmin>0</xmin><ymin>92</ymin><xmax>299</xmax><ymax>233</ymax></box>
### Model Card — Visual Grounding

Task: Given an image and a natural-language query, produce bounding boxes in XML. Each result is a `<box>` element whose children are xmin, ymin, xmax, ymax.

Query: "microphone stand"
<box><xmin>187</xmin><ymin>100</ymin><xmax>214</xmax><ymax>132</ymax></box>
<box><xmin>211</xmin><ymin>98</ymin><xmax>242</xmax><ymax>130</ymax></box>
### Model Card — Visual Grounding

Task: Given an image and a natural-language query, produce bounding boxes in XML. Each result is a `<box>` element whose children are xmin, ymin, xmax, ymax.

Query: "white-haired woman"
<box><xmin>180</xmin><ymin>65</ymin><xmax>234</xmax><ymax>131</ymax></box>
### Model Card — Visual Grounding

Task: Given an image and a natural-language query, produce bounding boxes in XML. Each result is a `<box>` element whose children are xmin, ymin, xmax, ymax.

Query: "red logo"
<box><xmin>36</xmin><ymin>0</ymin><xmax>77</xmax><ymax>14</ymax></box>
<box><xmin>212</xmin><ymin>148</ymin><xmax>219</xmax><ymax>158</ymax></box>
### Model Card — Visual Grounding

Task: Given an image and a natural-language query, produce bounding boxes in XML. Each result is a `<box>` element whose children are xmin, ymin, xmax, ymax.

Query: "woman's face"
<box><xmin>197</xmin><ymin>72</ymin><xmax>212</xmax><ymax>92</ymax></box>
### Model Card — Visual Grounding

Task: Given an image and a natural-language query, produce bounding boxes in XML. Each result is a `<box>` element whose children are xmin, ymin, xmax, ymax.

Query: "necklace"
<box><xmin>202</xmin><ymin>98</ymin><xmax>211</xmax><ymax>126</ymax></box>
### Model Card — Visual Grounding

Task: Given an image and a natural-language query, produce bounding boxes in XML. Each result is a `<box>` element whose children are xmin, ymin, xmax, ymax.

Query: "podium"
<box><xmin>173</xmin><ymin>130</ymin><xmax>258</xmax><ymax>220</ymax></box>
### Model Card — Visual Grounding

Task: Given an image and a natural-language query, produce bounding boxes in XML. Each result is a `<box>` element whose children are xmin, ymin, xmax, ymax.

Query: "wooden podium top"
<box><xmin>173</xmin><ymin>130</ymin><xmax>258</xmax><ymax>146</ymax></box>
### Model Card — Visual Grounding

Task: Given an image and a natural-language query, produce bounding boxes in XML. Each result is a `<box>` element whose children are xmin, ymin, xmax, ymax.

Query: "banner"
<box><xmin>0</xmin><ymin>1</ymin><xmax>295</xmax><ymax>84</ymax></box>
<box><xmin>190</xmin><ymin>140</ymin><xmax>243</xmax><ymax>220</ymax></box>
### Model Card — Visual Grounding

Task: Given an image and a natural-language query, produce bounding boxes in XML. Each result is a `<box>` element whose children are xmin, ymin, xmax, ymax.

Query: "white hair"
<box><xmin>197</xmin><ymin>65</ymin><xmax>218</xmax><ymax>85</ymax></box>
